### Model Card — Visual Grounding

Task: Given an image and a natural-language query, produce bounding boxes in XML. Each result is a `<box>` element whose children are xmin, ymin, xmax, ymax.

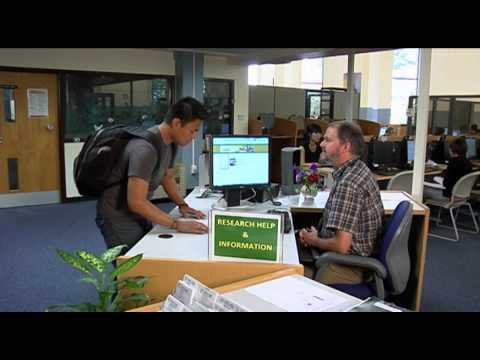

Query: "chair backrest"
<box><xmin>451</xmin><ymin>171</ymin><xmax>480</xmax><ymax>200</ymax></box>
<box><xmin>386</xmin><ymin>170</ymin><xmax>413</xmax><ymax>193</ymax></box>
<box><xmin>378</xmin><ymin>201</ymin><xmax>413</xmax><ymax>295</ymax></box>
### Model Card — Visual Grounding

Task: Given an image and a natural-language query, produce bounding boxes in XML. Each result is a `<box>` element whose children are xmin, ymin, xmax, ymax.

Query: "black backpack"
<box><xmin>73</xmin><ymin>124</ymin><xmax>162</xmax><ymax>197</ymax></box>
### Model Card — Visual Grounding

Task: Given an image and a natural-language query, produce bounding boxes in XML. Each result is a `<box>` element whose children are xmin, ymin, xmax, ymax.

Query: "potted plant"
<box><xmin>46</xmin><ymin>245</ymin><xmax>150</xmax><ymax>312</ymax></box>
<box><xmin>295</xmin><ymin>163</ymin><xmax>324</xmax><ymax>201</ymax></box>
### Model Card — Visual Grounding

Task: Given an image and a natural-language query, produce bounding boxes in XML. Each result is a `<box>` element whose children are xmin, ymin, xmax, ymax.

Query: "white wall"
<box><xmin>430</xmin><ymin>49</ymin><xmax>480</xmax><ymax>95</ymax></box>
<box><xmin>204</xmin><ymin>55</ymin><xmax>249</xmax><ymax>134</ymax></box>
<box><xmin>0</xmin><ymin>48</ymin><xmax>175</xmax><ymax>74</ymax></box>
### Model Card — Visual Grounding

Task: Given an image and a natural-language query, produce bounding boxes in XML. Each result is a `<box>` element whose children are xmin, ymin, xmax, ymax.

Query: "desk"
<box><xmin>120</xmin><ymin>189</ymin><xmax>429</xmax><ymax>311</ymax></box>
<box><xmin>118</xmin><ymin>190</ymin><xmax>303</xmax><ymax>303</ymax></box>
<box><xmin>279</xmin><ymin>190</ymin><xmax>429</xmax><ymax>311</ymax></box>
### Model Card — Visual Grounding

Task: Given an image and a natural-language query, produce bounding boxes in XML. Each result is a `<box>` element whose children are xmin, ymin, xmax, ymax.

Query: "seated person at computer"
<box><xmin>297</xmin><ymin>121</ymin><xmax>384</xmax><ymax>285</ymax></box>
<box><xmin>302</xmin><ymin>124</ymin><xmax>323</xmax><ymax>163</ymax></box>
<box><xmin>424</xmin><ymin>137</ymin><xmax>473</xmax><ymax>201</ymax></box>
<box><xmin>469</xmin><ymin>124</ymin><xmax>479</xmax><ymax>135</ymax></box>
<box><xmin>429</xmin><ymin>128</ymin><xmax>447</xmax><ymax>164</ymax></box>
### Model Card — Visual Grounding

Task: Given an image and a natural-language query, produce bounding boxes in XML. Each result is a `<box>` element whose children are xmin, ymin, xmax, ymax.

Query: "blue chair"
<box><xmin>312</xmin><ymin>200</ymin><xmax>413</xmax><ymax>300</ymax></box>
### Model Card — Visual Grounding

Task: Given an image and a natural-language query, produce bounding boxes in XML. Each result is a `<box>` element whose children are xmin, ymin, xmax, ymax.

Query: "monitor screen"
<box><xmin>466</xmin><ymin>138</ymin><xmax>477</xmax><ymax>159</ymax></box>
<box><xmin>372</xmin><ymin>140</ymin><xmax>402</xmax><ymax>167</ymax></box>
<box><xmin>407</xmin><ymin>140</ymin><xmax>415</xmax><ymax>162</ymax></box>
<box><xmin>210</xmin><ymin>135</ymin><xmax>270</xmax><ymax>188</ymax></box>
<box><xmin>379</xmin><ymin>127</ymin><xmax>387</xmax><ymax>137</ymax></box>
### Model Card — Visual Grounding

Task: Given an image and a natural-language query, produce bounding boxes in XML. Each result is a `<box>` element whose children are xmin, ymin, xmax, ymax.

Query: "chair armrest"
<box><xmin>314</xmin><ymin>252</ymin><xmax>387</xmax><ymax>279</ymax></box>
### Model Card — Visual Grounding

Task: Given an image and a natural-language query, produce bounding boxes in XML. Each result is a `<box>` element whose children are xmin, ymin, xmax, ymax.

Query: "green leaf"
<box><xmin>101</xmin><ymin>245</ymin><xmax>127</xmax><ymax>263</ymax></box>
<box><xmin>124</xmin><ymin>276</ymin><xmax>149</xmax><ymax>289</ymax></box>
<box><xmin>78</xmin><ymin>276</ymin><xmax>100</xmax><ymax>291</ymax></box>
<box><xmin>77</xmin><ymin>250</ymin><xmax>106</xmax><ymax>273</ymax></box>
<box><xmin>111</xmin><ymin>254</ymin><xmax>143</xmax><ymax>279</ymax></box>
<box><xmin>56</xmin><ymin>249</ymin><xmax>92</xmax><ymax>275</ymax></box>
<box><xmin>108</xmin><ymin>292</ymin><xmax>123</xmax><ymax>312</ymax></box>
<box><xmin>123</xmin><ymin>293</ymin><xmax>150</xmax><ymax>306</ymax></box>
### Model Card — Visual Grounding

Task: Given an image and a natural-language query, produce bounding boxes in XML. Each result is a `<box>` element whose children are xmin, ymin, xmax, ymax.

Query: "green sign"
<box><xmin>209</xmin><ymin>210</ymin><xmax>283</xmax><ymax>263</ymax></box>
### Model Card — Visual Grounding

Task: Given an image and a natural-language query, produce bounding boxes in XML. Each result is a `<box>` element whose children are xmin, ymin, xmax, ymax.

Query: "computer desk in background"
<box><xmin>119</xmin><ymin>188</ymin><xmax>429</xmax><ymax>311</ymax></box>
<box><xmin>284</xmin><ymin>190</ymin><xmax>430</xmax><ymax>311</ymax></box>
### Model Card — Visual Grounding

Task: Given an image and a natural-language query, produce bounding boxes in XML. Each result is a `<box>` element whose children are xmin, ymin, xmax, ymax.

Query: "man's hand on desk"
<box><xmin>176</xmin><ymin>219</ymin><xmax>209</xmax><ymax>234</ymax></box>
<box><xmin>179</xmin><ymin>204</ymin><xmax>206</xmax><ymax>219</ymax></box>
<box><xmin>299</xmin><ymin>226</ymin><xmax>319</xmax><ymax>247</ymax></box>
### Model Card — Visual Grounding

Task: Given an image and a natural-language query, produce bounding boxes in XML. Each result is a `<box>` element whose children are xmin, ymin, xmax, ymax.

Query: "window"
<box><xmin>390</xmin><ymin>49</ymin><xmax>419</xmax><ymax>124</ymax></box>
<box><xmin>62</xmin><ymin>72</ymin><xmax>173</xmax><ymax>141</ymax></box>
<box><xmin>248</xmin><ymin>59</ymin><xmax>323</xmax><ymax>89</ymax></box>
<box><xmin>248</xmin><ymin>64</ymin><xmax>275</xmax><ymax>86</ymax></box>
<box><xmin>301</xmin><ymin>58</ymin><xmax>323</xmax><ymax>90</ymax></box>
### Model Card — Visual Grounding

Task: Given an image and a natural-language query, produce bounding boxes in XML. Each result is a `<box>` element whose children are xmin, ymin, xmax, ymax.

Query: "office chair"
<box><xmin>387</xmin><ymin>170</ymin><xmax>413</xmax><ymax>194</ymax></box>
<box><xmin>312</xmin><ymin>201</ymin><xmax>413</xmax><ymax>300</ymax></box>
<box><xmin>425</xmin><ymin>171</ymin><xmax>480</xmax><ymax>241</ymax></box>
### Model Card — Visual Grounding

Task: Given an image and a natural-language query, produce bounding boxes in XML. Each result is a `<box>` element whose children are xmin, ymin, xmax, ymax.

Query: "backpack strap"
<box><xmin>115</xmin><ymin>127</ymin><xmax>163</xmax><ymax>210</ymax></box>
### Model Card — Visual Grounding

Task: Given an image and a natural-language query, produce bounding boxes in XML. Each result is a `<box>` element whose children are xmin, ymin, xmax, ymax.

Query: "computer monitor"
<box><xmin>371</xmin><ymin>140</ymin><xmax>402</xmax><ymax>168</ymax></box>
<box><xmin>466</xmin><ymin>137</ymin><xmax>477</xmax><ymax>159</ymax></box>
<box><xmin>210</xmin><ymin>135</ymin><xmax>270</xmax><ymax>207</ymax></box>
<box><xmin>407</xmin><ymin>139</ymin><xmax>415</xmax><ymax>163</ymax></box>
<box><xmin>379</xmin><ymin>127</ymin><xmax>388</xmax><ymax>137</ymax></box>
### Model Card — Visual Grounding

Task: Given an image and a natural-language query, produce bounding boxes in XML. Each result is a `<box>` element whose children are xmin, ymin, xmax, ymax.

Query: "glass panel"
<box><xmin>203</xmin><ymin>80</ymin><xmax>233</xmax><ymax>136</ymax></box>
<box><xmin>7</xmin><ymin>158</ymin><xmax>19</xmax><ymax>191</ymax></box>
<box><xmin>309</xmin><ymin>96</ymin><xmax>320</xmax><ymax>118</ymax></box>
<box><xmin>432</xmin><ymin>99</ymin><xmax>450</xmax><ymax>134</ymax></box>
<box><xmin>3</xmin><ymin>88</ymin><xmax>16</xmax><ymax>122</ymax></box>
<box><xmin>63</xmin><ymin>73</ymin><xmax>172</xmax><ymax>141</ymax></box>
<box><xmin>390</xmin><ymin>79</ymin><xmax>417</xmax><ymax>124</ymax></box>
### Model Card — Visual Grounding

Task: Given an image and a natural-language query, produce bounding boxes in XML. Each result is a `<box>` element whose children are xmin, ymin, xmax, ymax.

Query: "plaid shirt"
<box><xmin>319</xmin><ymin>157</ymin><xmax>384</xmax><ymax>256</ymax></box>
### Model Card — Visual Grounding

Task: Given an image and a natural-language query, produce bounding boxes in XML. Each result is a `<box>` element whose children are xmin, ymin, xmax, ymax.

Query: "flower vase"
<box><xmin>301</xmin><ymin>185</ymin><xmax>318</xmax><ymax>202</ymax></box>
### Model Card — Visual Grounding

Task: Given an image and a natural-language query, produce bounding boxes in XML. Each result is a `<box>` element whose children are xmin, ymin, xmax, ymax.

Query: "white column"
<box><xmin>411</xmin><ymin>48</ymin><xmax>432</xmax><ymax>202</ymax></box>
<box><xmin>346</xmin><ymin>52</ymin><xmax>355</xmax><ymax>122</ymax></box>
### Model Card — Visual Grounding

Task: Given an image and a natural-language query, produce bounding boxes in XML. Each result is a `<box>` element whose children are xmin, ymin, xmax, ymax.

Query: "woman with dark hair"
<box><xmin>303</xmin><ymin>123</ymin><xmax>323</xmax><ymax>163</ymax></box>
<box><xmin>424</xmin><ymin>137</ymin><xmax>473</xmax><ymax>201</ymax></box>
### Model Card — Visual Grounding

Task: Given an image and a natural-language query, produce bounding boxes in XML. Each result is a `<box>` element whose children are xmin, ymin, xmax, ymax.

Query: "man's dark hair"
<box><xmin>450</xmin><ymin>137</ymin><xmax>468</xmax><ymax>157</ymax></box>
<box><xmin>164</xmin><ymin>97</ymin><xmax>207</xmax><ymax>125</ymax></box>
<box><xmin>471</xmin><ymin>124</ymin><xmax>478</xmax><ymax>131</ymax></box>
<box><xmin>328</xmin><ymin>121</ymin><xmax>365</xmax><ymax>157</ymax></box>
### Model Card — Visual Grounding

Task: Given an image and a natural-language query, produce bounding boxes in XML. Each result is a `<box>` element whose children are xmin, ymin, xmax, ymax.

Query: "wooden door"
<box><xmin>0</xmin><ymin>71</ymin><xmax>59</xmax><ymax>195</ymax></box>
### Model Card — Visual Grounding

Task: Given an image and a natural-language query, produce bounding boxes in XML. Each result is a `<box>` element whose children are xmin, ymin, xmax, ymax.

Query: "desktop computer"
<box><xmin>466</xmin><ymin>137</ymin><xmax>477</xmax><ymax>159</ymax></box>
<box><xmin>281</xmin><ymin>147</ymin><xmax>303</xmax><ymax>196</ymax></box>
<box><xmin>210</xmin><ymin>135</ymin><xmax>271</xmax><ymax>207</ymax></box>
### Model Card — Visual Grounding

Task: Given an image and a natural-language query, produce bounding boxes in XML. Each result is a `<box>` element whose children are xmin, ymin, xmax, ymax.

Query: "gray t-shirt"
<box><xmin>97</xmin><ymin>125</ymin><xmax>177</xmax><ymax>223</ymax></box>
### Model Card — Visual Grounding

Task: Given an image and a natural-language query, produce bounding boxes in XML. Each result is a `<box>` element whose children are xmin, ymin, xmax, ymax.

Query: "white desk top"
<box><xmin>126</xmin><ymin>188</ymin><xmax>300</xmax><ymax>264</ymax></box>
<box><xmin>126</xmin><ymin>187</ymin><xmax>426</xmax><ymax>262</ymax></box>
<box><xmin>277</xmin><ymin>190</ymin><xmax>426</xmax><ymax>213</ymax></box>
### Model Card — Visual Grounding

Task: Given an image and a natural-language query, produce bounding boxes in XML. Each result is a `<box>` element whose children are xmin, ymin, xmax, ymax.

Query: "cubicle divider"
<box><xmin>117</xmin><ymin>256</ymin><xmax>304</xmax><ymax>307</ymax></box>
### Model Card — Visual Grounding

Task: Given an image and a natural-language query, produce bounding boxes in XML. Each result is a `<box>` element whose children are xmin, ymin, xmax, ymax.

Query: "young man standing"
<box><xmin>298</xmin><ymin>121</ymin><xmax>384</xmax><ymax>284</ymax></box>
<box><xmin>96</xmin><ymin>97</ymin><xmax>209</xmax><ymax>254</ymax></box>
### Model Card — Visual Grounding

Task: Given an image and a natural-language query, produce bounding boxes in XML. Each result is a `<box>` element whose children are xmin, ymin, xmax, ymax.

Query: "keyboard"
<box><xmin>425</xmin><ymin>165</ymin><xmax>442</xmax><ymax>172</ymax></box>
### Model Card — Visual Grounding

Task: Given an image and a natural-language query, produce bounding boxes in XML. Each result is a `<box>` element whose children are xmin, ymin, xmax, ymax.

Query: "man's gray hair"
<box><xmin>328</xmin><ymin>121</ymin><xmax>365</xmax><ymax>157</ymax></box>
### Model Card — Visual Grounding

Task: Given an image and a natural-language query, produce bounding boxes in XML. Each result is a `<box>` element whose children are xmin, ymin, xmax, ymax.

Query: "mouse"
<box><xmin>158</xmin><ymin>234</ymin><xmax>174</xmax><ymax>239</ymax></box>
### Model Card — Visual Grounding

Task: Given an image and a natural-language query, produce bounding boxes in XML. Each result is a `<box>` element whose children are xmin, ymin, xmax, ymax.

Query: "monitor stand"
<box><xmin>224</xmin><ymin>188</ymin><xmax>241</xmax><ymax>207</ymax></box>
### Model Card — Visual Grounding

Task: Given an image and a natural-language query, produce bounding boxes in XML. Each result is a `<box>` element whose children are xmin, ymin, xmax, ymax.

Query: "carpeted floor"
<box><xmin>0</xmin><ymin>199</ymin><xmax>479</xmax><ymax>312</ymax></box>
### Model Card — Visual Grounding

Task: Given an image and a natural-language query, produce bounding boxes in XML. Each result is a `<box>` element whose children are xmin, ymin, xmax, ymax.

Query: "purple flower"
<box><xmin>310</xmin><ymin>163</ymin><xmax>318</xmax><ymax>172</ymax></box>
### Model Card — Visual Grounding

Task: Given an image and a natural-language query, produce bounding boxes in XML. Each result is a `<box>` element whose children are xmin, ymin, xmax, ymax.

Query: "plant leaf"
<box><xmin>101</xmin><ymin>245</ymin><xmax>127</xmax><ymax>263</ymax></box>
<box><xmin>110</xmin><ymin>254</ymin><xmax>143</xmax><ymax>279</ymax></box>
<box><xmin>78</xmin><ymin>276</ymin><xmax>100</xmax><ymax>291</ymax></box>
<box><xmin>122</xmin><ymin>293</ymin><xmax>150</xmax><ymax>309</ymax></box>
<box><xmin>56</xmin><ymin>249</ymin><xmax>92</xmax><ymax>275</ymax></box>
<box><xmin>77</xmin><ymin>250</ymin><xmax>106</xmax><ymax>273</ymax></box>
<box><xmin>124</xmin><ymin>276</ymin><xmax>149</xmax><ymax>289</ymax></box>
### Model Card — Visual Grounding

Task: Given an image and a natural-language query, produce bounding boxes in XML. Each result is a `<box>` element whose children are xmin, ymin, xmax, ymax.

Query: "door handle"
<box><xmin>45</xmin><ymin>124</ymin><xmax>55</xmax><ymax>131</ymax></box>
